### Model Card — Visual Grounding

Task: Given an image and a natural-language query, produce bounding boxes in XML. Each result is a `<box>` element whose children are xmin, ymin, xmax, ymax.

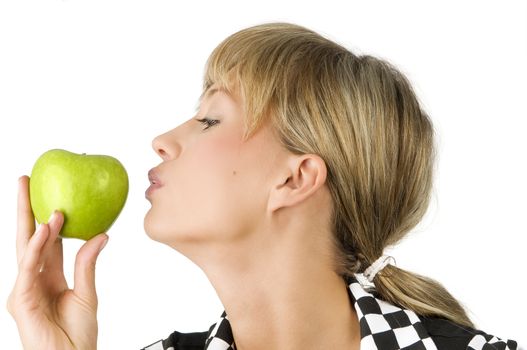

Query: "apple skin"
<box><xmin>29</xmin><ymin>149</ymin><xmax>129</xmax><ymax>241</ymax></box>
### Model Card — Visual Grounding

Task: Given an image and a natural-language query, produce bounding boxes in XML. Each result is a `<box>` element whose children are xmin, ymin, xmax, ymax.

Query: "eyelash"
<box><xmin>196</xmin><ymin>118</ymin><xmax>219</xmax><ymax>130</ymax></box>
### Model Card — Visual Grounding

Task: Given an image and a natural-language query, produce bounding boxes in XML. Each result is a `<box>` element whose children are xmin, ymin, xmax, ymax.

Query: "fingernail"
<box><xmin>48</xmin><ymin>211</ymin><xmax>56</xmax><ymax>223</ymax></box>
<box><xmin>99</xmin><ymin>236</ymin><xmax>109</xmax><ymax>252</ymax></box>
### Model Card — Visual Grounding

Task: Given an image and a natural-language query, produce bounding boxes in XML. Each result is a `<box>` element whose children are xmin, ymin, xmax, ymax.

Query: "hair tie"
<box><xmin>363</xmin><ymin>255</ymin><xmax>396</xmax><ymax>282</ymax></box>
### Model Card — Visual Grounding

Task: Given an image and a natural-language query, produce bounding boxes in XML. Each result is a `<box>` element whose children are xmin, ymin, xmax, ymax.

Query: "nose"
<box><xmin>152</xmin><ymin>129</ymin><xmax>178</xmax><ymax>161</ymax></box>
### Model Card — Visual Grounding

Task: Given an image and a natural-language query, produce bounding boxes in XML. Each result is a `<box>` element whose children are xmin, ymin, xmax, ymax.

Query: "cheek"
<box><xmin>144</xmin><ymin>134</ymin><xmax>261</xmax><ymax>245</ymax></box>
<box><xmin>190</xmin><ymin>135</ymin><xmax>259</xmax><ymax>236</ymax></box>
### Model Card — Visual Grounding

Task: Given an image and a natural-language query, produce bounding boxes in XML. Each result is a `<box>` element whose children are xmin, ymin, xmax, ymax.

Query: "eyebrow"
<box><xmin>195</xmin><ymin>86</ymin><xmax>232</xmax><ymax>112</ymax></box>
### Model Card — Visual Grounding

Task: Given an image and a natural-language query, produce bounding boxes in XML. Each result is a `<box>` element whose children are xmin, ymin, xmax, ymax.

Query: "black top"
<box><xmin>142</xmin><ymin>276</ymin><xmax>521</xmax><ymax>350</ymax></box>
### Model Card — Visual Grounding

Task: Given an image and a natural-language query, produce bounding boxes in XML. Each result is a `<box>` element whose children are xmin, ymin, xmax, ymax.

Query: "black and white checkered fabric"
<box><xmin>348</xmin><ymin>278</ymin><xmax>438</xmax><ymax>349</ymax></box>
<box><xmin>203</xmin><ymin>311</ymin><xmax>237</xmax><ymax>350</ymax></box>
<box><xmin>144</xmin><ymin>274</ymin><xmax>521</xmax><ymax>349</ymax></box>
<box><xmin>467</xmin><ymin>334</ymin><xmax>521</xmax><ymax>350</ymax></box>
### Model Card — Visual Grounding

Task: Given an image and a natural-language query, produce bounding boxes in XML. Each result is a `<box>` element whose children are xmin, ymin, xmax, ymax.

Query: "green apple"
<box><xmin>29</xmin><ymin>149</ymin><xmax>129</xmax><ymax>241</ymax></box>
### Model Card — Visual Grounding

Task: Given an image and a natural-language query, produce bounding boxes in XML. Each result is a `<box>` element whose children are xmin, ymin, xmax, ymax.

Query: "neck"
<box><xmin>195</xmin><ymin>229</ymin><xmax>361</xmax><ymax>350</ymax></box>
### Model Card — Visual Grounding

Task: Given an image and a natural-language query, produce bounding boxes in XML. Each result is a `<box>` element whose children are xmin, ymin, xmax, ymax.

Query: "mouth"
<box><xmin>146</xmin><ymin>168</ymin><xmax>163</xmax><ymax>199</ymax></box>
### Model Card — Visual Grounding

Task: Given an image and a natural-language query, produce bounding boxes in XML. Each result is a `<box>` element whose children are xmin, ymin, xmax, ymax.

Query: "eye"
<box><xmin>196</xmin><ymin>118</ymin><xmax>220</xmax><ymax>131</ymax></box>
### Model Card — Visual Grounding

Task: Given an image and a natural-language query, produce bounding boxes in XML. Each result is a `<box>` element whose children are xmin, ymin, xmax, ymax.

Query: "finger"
<box><xmin>73</xmin><ymin>233</ymin><xmax>109</xmax><ymax>307</ymax></box>
<box><xmin>16</xmin><ymin>176</ymin><xmax>36</xmax><ymax>265</ymax></box>
<box><xmin>41</xmin><ymin>210</ymin><xmax>65</xmax><ymax>274</ymax></box>
<box><xmin>15</xmin><ymin>223</ymin><xmax>50</xmax><ymax>294</ymax></box>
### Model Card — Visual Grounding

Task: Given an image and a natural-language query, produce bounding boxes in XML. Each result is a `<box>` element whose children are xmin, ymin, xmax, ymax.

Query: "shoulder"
<box><xmin>347</xmin><ymin>280</ymin><xmax>521</xmax><ymax>350</ymax></box>
<box><xmin>419</xmin><ymin>316</ymin><xmax>521</xmax><ymax>350</ymax></box>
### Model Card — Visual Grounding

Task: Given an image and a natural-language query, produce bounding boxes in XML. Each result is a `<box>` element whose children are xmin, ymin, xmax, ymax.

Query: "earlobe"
<box><xmin>267</xmin><ymin>154</ymin><xmax>327</xmax><ymax>213</ymax></box>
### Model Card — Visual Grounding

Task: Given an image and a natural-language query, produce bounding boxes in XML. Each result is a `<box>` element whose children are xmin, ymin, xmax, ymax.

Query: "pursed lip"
<box><xmin>148</xmin><ymin>168</ymin><xmax>163</xmax><ymax>186</ymax></box>
<box><xmin>146</xmin><ymin>168</ymin><xmax>163</xmax><ymax>199</ymax></box>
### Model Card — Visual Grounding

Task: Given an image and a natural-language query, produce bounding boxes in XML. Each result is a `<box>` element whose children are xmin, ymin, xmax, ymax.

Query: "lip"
<box><xmin>145</xmin><ymin>183</ymin><xmax>162</xmax><ymax>199</ymax></box>
<box><xmin>146</xmin><ymin>168</ymin><xmax>163</xmax><ymax>199</ymax></box>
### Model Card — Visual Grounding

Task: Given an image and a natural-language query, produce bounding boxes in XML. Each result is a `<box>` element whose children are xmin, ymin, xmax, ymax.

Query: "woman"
<box><xmin>7</xmin><ymin>22</ymin><xmax>520</xmax><ymax>350</ymax></box>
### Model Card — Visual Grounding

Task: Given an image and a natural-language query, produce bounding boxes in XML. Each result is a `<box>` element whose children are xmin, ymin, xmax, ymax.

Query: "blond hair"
<box><xmin>201</xmin><ymin>22</ymin><xmax>474</xmax><ymax>328</ymax></box>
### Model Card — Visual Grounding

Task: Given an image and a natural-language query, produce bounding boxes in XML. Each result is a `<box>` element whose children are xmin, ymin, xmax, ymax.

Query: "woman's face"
<box><xmin>144</xmin><ymin>84</ymin><xmax>287</xmax><ymax>251</ymax></box>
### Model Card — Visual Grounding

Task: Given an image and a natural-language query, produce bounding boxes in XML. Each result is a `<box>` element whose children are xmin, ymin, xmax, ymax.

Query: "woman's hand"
<box><xmin>7</xmin><ymin>175</ymin><xmax>109</xmax><ymax>350</ymax></box>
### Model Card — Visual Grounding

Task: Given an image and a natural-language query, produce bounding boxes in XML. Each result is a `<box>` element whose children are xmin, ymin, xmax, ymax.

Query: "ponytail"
<box><xmin>373</xmin><ymin>265</ymin><xmax>474</xmax><ymax>328</ymax></box>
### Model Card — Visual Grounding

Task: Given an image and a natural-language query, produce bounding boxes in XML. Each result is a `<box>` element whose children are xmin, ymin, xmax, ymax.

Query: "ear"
<box><xmin>267</xmin><ymin>153</ymin><xmax>328</xmax><ymax>213</ymax></box>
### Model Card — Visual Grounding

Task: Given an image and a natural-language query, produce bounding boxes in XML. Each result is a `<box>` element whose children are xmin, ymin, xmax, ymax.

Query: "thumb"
<box><xmin>73</xmin><ymin>233</ymin><xmax>109</xmax><ymax>307</ymax></box>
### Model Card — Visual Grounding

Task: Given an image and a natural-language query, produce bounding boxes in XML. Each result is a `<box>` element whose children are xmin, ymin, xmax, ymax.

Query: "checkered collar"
<box><xmin>204</xmin><ymin>275</ymin><xmax>438</xmax><ymax>350</ymax></box>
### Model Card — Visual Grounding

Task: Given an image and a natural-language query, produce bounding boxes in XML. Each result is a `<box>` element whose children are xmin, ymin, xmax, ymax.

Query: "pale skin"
<box><xmin>8</xmin><ymin>83</ymin><xmax>361</xmax><ymax>349</ymax></box>
<box><xmin>7</xmin><ymin>177</ymin><xmax>108</xmax><ymax>350</ymax></box>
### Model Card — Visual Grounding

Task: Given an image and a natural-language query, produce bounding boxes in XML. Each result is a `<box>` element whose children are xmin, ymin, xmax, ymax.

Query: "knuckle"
<box><xmin>6</xmin><ymin>292</ymin><xmax>16</xmax><ymax>317</ymax></box>
<box><xmin>77</xmin><ymin>256</ymin><xmax>96</xmax><ymax>272</ymax></box>
<box><xmin>76</xmin><ymin>293</ymin><xmax>97</xmax><ymax>313</ymax></box>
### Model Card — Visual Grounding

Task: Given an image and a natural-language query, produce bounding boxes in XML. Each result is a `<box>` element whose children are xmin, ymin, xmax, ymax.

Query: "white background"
<box><xmin>1</xmin><ymin>0</ymin><xmax>525</xmax><ymax>348</ymax></box>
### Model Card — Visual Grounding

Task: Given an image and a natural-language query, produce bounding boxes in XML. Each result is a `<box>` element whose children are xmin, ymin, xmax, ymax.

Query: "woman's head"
<box><xmin>144</xmin><ymin>45</ymin><xmax>334</xmax><ymax>272</ymax></box>
<box><xmin>144</xmin><ymin>79</ymin><xmax>303</xmax><ymax>247</ymax></box>
<box><xmin>145</xmin><ymin>22</ymin><xmax>473</xmax><ymax>328</ymax></box>
<box><xmin>200</xmin><ymin>21</ymin><xmax>437</xmax><ymax>266</ymax></box>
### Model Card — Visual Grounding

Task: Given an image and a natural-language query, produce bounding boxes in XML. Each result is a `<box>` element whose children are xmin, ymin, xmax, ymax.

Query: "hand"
<box><xmin>6</xmin><ymin>175</ymin><xmax>109</xmax><ymax>350</ymax></box>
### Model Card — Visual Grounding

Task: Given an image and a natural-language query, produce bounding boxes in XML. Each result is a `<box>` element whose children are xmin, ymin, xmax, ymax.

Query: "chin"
<box><xmin>143</xmin><ymin>209</ymin><xmax>194</xmax><ymax>246</ymax></box>
<box><xmin>143</xmin><ymin>208</ymin><xmax>164</xmax><ymax>242</ymax></box>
